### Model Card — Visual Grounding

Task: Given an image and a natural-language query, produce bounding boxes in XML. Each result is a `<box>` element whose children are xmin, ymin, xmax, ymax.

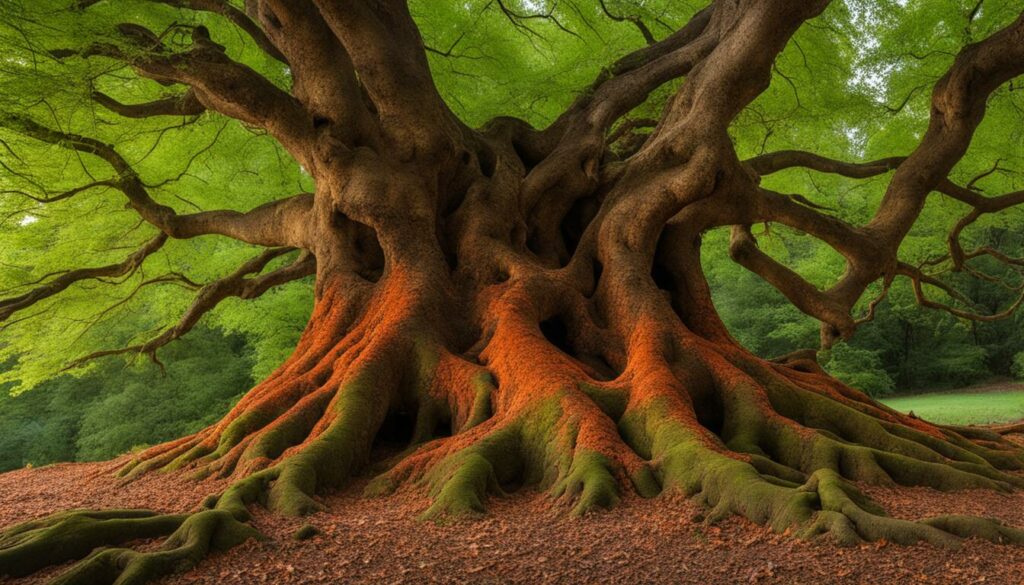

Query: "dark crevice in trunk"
<box><xmin>579</xmin><ymin>354</ymin><xmax>617</xmax><ymax>382</ymax></box>
<box><xmin>433</xmin><ymin>417</ymin><xmax>453</xmax><ymax>440</ymax></box>
<box><xmin>496</xmin><ymin>456</ymin><xmax>525</xmax><ymax>494</ymax></box>
<box><xmin>371</xmin><ymin>408</ymin><xmax>416</xmax><ymax>454</ymax></box>
<box><xmin>539</xmin><ymin>314</ymin><xmax>572</xmax><ymax>355</ymax></box>
<box><xmin>333</xmin><ymin>211</ymin><xmax>385</xmax><ymax>282</ymax></box>
<box><xmin>560</xmin><ymin>196</ymin><xmax>599</xmax><ymax>258</ymax></box>
<box><xmin>584</xmin><ymin>259</ymin><xmax>604</xmax><ymax>299</ymax></box>
<box><xmin>477</xmin><ymin>145</ymin><xmax>496</xmax><ymax>178</ymax></box>
<box><xmin>651</xmin><ymin>258</ymin><xmax>675</xmax><ymax>292</ymax></box>
<box><xmin>540</xmin><ymin>312</ymin><xmax>616</xmax><ymax>381</ymax></box>
<box><xmin>511</xmin><ymin>139</ymin><xmax>538</xmax><ymax>172</ymax></box>
<box><xmin>688</xmin><ymin>367</ymin><xmax>726</xmax><ymax>438</ymax></box>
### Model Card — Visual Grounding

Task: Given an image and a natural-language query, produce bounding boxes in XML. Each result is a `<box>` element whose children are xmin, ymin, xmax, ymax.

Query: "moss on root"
<box><xmin>0</xmin><ymin>510</ymin><xmax>187</xmax><ymax>578</ymax></box>
<box><xmin>293</xmin><ymin>524</ymin><xmax>321</xmax><ymax>541</ymax></box>
<box><xmin>0</xmin><ymin>509</ymin><xmax>258</xmax><ymax>585</ymax></box>
<box><xmin>617</xmin><ymin>393</ymin><xmax>1024</xmax><ymax>548</ymax></box>
<box><xmin>370</xmin><ymin>390</ymin><xmax>660</xmax><ymax>520</ymax></box>
<box><xmin>6</xmin><ymin>332</ymin><xmax>1024</xmax><ymax>585</ymax></box>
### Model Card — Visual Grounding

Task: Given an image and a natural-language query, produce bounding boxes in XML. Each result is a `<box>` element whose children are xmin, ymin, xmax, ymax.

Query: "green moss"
<box><xmin>579</xmin><ymin>382</ymin><xmax>627</xmax><ymax>421</ymax></box>
<box><xmin>422</xmin><ymin>452</ymin><xmax>496</xmax><ymax>519</ymax></box>
<box><xmin>263</xmin><ymin>372</ymin><xmax>390</xmax><ymax>516</ymax></box>
<box><xmin>418</xmin><ymin>424</ymin><xmax>521</xmax><ymax>519</ymax></box>
<box><xmin>44</xmin><ymin>510</ymin><xmax>260</xmax><ymax>585</ymax></box>
<box><xmin>216</xmin><ymin>469</ymin><xmax>276</xmax><ymax>521</ymax></box>
<box><xmin>0</xmin><ymin>510</ymin><xmax>186</xmax><ymax>578</ymax></box>
<box><xmin>462</xmin><ymin>372</ymin><xmax>495</xmax><ymax>431</ymax></box>
<box><xmin>551</xmin><ymin>450</ymin><xmax>620</xmax><ymax>515</ymax></box>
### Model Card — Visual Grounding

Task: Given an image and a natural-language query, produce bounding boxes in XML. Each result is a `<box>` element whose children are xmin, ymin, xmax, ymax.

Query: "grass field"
<box><xmin>880</xmin><ymin>382</ymin><xmax>1024</xmax><ymax>426</ymax></box>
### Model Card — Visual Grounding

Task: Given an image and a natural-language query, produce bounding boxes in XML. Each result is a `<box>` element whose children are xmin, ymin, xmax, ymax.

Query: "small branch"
<box><xmin>0</xmin><ymin>234</ymin><xmax>168</xmax><ymax>322</ymax></box>
<box><xmin>0</xmin><ymin>114</ymin><xmax>313</xmax><ymax>248</ymax></box>
<box><xmin>149</xmin><ymin>0</ymin><xmax>288</xmax><ymax>64</ymax></box>
<box><xmin>493</xmin><ymin>0</ymin><xmax>581</xmax><ymax>41</ymax></box>
<box><xmin>898</xmin><ymin>262</ymin><xmax>1024</xmax><ymax>323</ymax></box>
<box><xmin>598</xmin><ymin>0</ymin><xmax>656</xmax><ymax>44</ymax></box>
<box><xmin>65</xmin><ymin>249</ymin><xmax>316</xmax><ymax>369</ymax></box>
<box><xmin>853</xmin><ymin>278</ymin><xmax>893</xmax><ymax>326</ymax></box>
<box><xmin>1</xmin><ymin>180</ymin><xmax>118</xmax><ymax>204</ymax></box>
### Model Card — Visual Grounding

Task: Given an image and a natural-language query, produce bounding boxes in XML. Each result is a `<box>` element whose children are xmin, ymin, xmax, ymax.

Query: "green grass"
<box><xmin>881</xmin><ymin>387</ymin><xmax>1024</xmax><ymax>426</ymax></box>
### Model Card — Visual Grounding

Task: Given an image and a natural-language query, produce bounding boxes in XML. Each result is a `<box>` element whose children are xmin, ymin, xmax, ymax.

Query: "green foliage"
<box><xmin>0</xmin><ymin>0</ymin><xmax>1022</xmax><ymax>463</ymax></box>
<box><xmin>823</xmin><ymin>343</ymin><xmax>895</xmax><ymax>396</ymax></box>
<box><xmin>0</xmin><ymin>328</ymin><xmax>252</xmax><ymax>472</ymax></box>
<box><xmin>1012</xmin><ymin>352</ymin><xmax>1024</xmax><ymax>381</ymax></box>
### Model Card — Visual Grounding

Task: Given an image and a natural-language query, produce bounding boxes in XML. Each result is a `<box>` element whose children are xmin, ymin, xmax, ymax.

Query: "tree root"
<box><xmin>0</xmin><ymin>508</ymin><xmax>257</xmax><ymax>585</ymax></box>
<box><xmin>366</xmin><ymin>388</ymin><xmax>658</xmax><ymax>519</ymax></box>
<box><xmin>5</xmin><ymin>320</ymin><xmax>1024</xmax><ymax>585</ymax></box>
<box><xmin>994</xmin><ymin>422</ymin><xmax>1024</xmax><ymax>436</ymax></box>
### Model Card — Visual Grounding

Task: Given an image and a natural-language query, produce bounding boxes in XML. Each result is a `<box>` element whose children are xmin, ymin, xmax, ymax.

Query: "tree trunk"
<box><xmin>4</xmin><ymin>2</ymin><xmax>1024</xmax><ymax>583</ymax></box>
<box><xmin>13</xmin><ymin>150</ymin><xmax>1024</xmax><ymax>583</ymax></box>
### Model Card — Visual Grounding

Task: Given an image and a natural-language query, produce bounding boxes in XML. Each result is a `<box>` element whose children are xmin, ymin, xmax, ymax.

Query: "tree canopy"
<box><xmin>3</xmin><ymin>3</ymin><xmax>1024</xmax><ymax>582</ymax></box>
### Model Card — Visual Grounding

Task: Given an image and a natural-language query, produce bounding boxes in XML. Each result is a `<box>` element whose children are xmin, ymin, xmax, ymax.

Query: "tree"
<box><xmin>2</xmin><ymin>0</ymin><xmax>1024</xmax><ymax>582</ymax></box>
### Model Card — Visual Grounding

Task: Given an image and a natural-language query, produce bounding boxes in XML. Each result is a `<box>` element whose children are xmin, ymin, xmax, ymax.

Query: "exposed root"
<box><xmin>994</xmin><ymin>422</ymin><xmax>1024</xmax><ymax>436</ymax></box>
<box><xmin>367</xmin><ymin>386</ymin><xmax>657</xmax><ymax>519</ymax></box>
<box><xmin>5</xmin><ymin>292</ymin><xmax>1024</xmax><ymax>585</ymax></box>
<box><xmin>0</xmin><ymin>509</ymin><xmax>257</xmax><ymax>585</ymax></box>
<box><xmin>797</xmin><ymin>470</ymin><xmax>1024</xmax><ymax>546</ymax></box>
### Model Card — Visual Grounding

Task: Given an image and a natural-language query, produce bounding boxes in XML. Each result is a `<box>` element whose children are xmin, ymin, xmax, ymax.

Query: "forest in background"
<box><xmin>0</xmin><ymin>0</ymin><xmax>1022</xmax><ymax>471</ymax></box>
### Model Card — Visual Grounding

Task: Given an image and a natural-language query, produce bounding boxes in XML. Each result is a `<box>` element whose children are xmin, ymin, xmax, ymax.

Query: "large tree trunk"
<box><xmin>6</xmin><ymin>120</ymin><xmax>1024</xmax><ymax>585</ymax></box>
<box><xmin>9</xmin><ymin>151</ymin><xmax>1023</xmax><ymax>585</ymax></box>
<box><xmin>4</xmin><ymin>2</ymin><xmax>1024</xmax><ymax>583</ymax></box>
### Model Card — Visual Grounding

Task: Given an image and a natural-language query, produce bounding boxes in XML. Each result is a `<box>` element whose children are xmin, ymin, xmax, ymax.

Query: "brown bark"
<box><xmin>3</xmin><ymin>2</ymin><xmax>1024</xmax><ymax>583</ymax></box>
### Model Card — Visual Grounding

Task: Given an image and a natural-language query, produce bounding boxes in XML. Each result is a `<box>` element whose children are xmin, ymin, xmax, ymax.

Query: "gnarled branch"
<box><xmin>898</xmin><ymin>262</ymin><xmax>1024</xmax><ymax>323</ymax></box>
<box><xmin>53</xmin><ymin>24</ymin><xmax>312</xmax><ymax>156</ymax></box>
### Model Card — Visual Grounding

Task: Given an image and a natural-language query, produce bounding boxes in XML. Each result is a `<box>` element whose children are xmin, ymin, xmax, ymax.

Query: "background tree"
<box><xmin>1</xmin><ymin>1</ymin><xmax>1024</xmax><ymax>583</ymax></box>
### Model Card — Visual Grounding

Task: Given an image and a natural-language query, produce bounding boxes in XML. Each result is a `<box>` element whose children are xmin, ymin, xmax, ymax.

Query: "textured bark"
<box><xmin>3</xmin><ymin>1</ymin><xmax>1024</xmax><ymax>584</ymax></box>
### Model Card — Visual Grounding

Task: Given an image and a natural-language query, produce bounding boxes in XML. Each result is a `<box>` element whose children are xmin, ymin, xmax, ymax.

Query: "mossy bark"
<box><xmin>4</xmin><ymin>257</ymin><xmax>1024</xmax><ymax>584</ymax></box>
<box><xmin>4</xmin><ymin>3</ymin><xmax>1024</xmax><ymax>582</ymax></box>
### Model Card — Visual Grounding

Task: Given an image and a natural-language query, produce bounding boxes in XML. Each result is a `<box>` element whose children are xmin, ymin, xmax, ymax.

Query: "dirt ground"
<box><xmin>1</xmin><ymin>445</ymin><xmax>1024</xmax><ymax>585</ymax></box>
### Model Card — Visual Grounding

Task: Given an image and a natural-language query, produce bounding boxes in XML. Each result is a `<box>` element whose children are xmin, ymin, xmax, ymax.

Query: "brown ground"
<box><xmin>2</xmin><ymin>440</ymin><xmax>1024</xmax><ymax>585</ymax></box>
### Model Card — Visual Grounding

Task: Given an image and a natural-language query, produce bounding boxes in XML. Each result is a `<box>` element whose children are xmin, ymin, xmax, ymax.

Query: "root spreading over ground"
<box><xmin>3</xmin><ymin>271</ymin><xmax>1024</xmax><ymax>584</ymax></box>
<box><xmin>3</xmin><ymin>1</ymin><xmax>1024</xmax><ymax>584</ymax></box>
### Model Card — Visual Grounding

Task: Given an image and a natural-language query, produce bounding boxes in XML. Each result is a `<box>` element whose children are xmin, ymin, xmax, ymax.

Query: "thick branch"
<box><xmin>91</xmin><ymin>90</ymin><xmax>205</xmax><ymax>118</ymax></box>
<box><xmin>545</xmin><ymin>5</ymin><xmax>716</xmax><ymax>141</ymax></box>
<box><xmin>250</xmin><ymin>0</ymin><xmax>375</xmax><ymax>150</ymax></box>
<box><xmin>867</xmin><ymin>11</ymin><xmax>1024</xmax><ymax>248</ymax></box>
<box><xmin>311</xmin><ymin>0</ymin><xmax>460</xmax><ymax>155</ymax></box>
<box><xmin>54</xmin><ymin>25</ymin><xmax>312</xmax><ymax>156</ymax></box>
<box><xmin>936</xmin><ymin>180</ymin><xmax>1024</xmax><ymax>213</ymax></box>
<box><xmin>746</xmin><ymin>150</ymin><xmax>905</xmax><ymax>179</ymax></box>
<box><xmin>729</xmin><ymin>225</ymin><xmax>855</xmax><ymax>337</ymax></box>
